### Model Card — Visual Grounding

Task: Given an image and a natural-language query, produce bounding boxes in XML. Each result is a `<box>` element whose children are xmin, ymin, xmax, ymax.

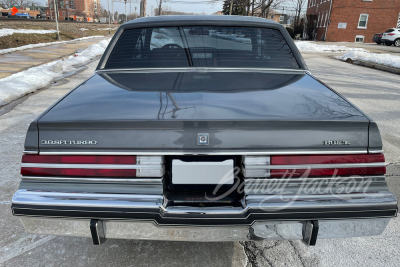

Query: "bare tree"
<box><xmin>249</xmin><ymin>0</ymin><xmax>286</xmax><ymax>18</ymax></box>
<box><xmin>291</xmin><ymin>0</ymin><xmax>306</xmax><ymax>26</ymax></box>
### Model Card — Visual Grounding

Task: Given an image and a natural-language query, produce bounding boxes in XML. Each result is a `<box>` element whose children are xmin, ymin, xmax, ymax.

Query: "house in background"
<box><xmin>306</xmin><ymin>0</ymin><xmax>400</xmax><ymax>43</ymax></box>
<box><xmin>45</xmin><ymin>0</ymin><xmax>100</xmax><ymax>21</ymax></box>
<box><xmin>268</xmin><ymin>11</ymin><xmax>288</xmax><ymax>25</ymax></box>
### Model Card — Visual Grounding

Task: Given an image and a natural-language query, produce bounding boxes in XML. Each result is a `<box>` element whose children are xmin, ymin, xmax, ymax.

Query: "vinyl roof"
<box><xmin>125</xmin><ymin>15</ymin><xmax>278</xmax><ymax>26</ymax></box>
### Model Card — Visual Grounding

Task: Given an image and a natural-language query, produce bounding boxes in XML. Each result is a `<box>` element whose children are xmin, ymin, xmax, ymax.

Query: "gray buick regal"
<box><xmin>12</xmin><ymin>16</ymin><xmax>397</xmax><ymax>246</ymax></box>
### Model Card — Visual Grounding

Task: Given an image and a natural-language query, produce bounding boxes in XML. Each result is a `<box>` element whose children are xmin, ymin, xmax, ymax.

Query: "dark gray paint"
<box><xmin>36</xmin><ymin>71</ymin><xmax>370</xmax><ymax>152</ymax></box>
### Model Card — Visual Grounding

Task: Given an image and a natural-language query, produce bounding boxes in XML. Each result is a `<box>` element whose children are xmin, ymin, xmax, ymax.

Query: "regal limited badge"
<box><xmin>41</xmin><ymin>140</ymin><xmax>97</xmax><ymax>145</ymax></box>
<box><xmin>197</xmin><ymin>133</ymin><xmax>209</xmax><ymax>145</ymax></box>
<box><xmin>323</xmin><ymin>140</ymin><xmax>350</xmax><ymax>146</ymax></box>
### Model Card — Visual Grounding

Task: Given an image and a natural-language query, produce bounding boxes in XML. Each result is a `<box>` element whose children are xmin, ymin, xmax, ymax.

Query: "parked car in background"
<box><xmin>381</xmin><ymin>28</ymin><xmax>400</xmax><ymax>46</ymax></box>
<box><xmin>11</xmin><ymin>16</ymin><xmax>398</xmax><ymax>246</ymax></box>
<box><xmin>372</xmin><ymin>33</ymin><xmax>383</xmax><ymax>44</ymax></box>
<box><xmin>8</xmin><ymin>13</ymin><xmax>31</xmax><ymax>19</ymax></box>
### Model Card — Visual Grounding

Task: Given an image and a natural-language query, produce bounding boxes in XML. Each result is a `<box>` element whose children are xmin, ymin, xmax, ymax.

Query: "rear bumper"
<box><xmin>12</xmin><ymin>189</ymin><xmax>398</xmax><ymax>242</ymax></box>
<box><xmin>381</xmin><ymin>39</ymin><xmax>395</xmax><ymax>44</ymax></box>
<box><xmin>19</xmin><ymin>216</ymin><xmax>391</xmax><ymax>242</ymax></box>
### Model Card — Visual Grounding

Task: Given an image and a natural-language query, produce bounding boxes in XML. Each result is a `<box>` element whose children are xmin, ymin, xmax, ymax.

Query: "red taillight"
<box><xmin>22</xmin><ymin>155</ymin><xmax>136</xmax><ymax>164</ymax></box>
<box><xmin>270</xmin><ymin>154</ymin><xmax>385</xmax><ymax>178</ymax></box>
<box><xmin>270</xmin><ymin>167</ymin><xmax>385</xmax><ymax>178</ymax></box>
<box><xmin>270</xmin><ymin>154</ymin><xmax>385</xmax><ymax>165</ymax></box>
<box><xmin>21</xmin><ymin>155</ymin><xmax>137</xmax><ymax>177</ymax></box>
<box><xmin>243</xmin><ymin>154</ymin><xmax>386</xmax><ymax>178</ymax></box>
<box><xmin>388</xmin><ymin>33</ymin><xmax>395</xmax><ymax>36</ymax></box>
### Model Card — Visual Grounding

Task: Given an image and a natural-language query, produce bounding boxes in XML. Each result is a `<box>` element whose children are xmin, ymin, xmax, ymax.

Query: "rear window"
<box><xmin>385</xmin><ymin>29</ymin><xmax>395</xmax><ymax>33</ymax></box>
<box><xmin>105</xmin><ymin>26</ymin><xmax>299</xmax><ymax>69</ymax></box>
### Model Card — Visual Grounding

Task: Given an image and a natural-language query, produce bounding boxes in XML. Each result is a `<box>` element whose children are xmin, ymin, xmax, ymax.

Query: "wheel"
<box><xmin>376</xmin><ymin>42</ymin><xmax>381</xmax><ymax>45</ymax></box>
<box><xmin>385</xmin><ymin>42</ymin><xmax>392</xmax><ymax>46</ymax></box>
<box><xmin>395</xmin><ymin>39</ymin><xmax>400</xmax><ymax>47</ymax></box>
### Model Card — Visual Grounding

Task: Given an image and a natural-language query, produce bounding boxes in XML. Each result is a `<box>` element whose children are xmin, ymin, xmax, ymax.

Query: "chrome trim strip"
<box><xmin>96</xmin><ymin>67</ymin><xmax>306</xmax><ymax>74</ymax></box>
<box><xmin>38</xmin><ymin>150</ymin><xmax>369</xmax><ymax>156</ymax></box>
<box><xmin>245</xmin><ymin>162</ymin><xmax>385</xmax><ymax>170</ymax></box>
<box><xmin>369</xmin><ymin>150</ymin><xmax>384</xmax><ymax>154</ymax></box>
<box><xmin>12</xmin><ymin>190</ymin><xmax>397</xmax><ymax>213</ymax></box>
<box><xmin>23</xmin><ymin>151</ymin><xmax>39</xmax><ymax>155</ymax></box>
<box><xmin>21</xmin><ymin>163</ymin><xmax>162</xmax><ymax>170</ymax></box>
<box><xmin>21</xmin><ymin>176</ymin><xmax>163</xmax><ymax>184</ymax></box>
<box><xmin>12</xmin><ymin>190</ymin><xmax>163</xmax><ymax>208</ymax></box>
<box><xmin>18</xmin><ymin>217</ymin><xmax>392</xmax><ymax>241</ymax></box>
<box><xmin>244</xmin><ymin>175</ymin><xmax>386</xmax><ymax>183</ymax></box>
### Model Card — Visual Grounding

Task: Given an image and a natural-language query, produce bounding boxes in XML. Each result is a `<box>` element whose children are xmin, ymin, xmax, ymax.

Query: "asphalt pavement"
<box><xmin>321</xmin><ymin>41</ymin><xmax>400</xmax><ymax>55</ymax></box>
<box><xmin>0</xmin><ymin>50</ymin><xmax>399</xmax><ymax>267</ymax></box>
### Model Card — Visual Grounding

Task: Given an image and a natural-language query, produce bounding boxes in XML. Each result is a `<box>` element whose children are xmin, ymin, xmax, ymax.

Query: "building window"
<box><xmin>279</xmin><ymin>15</ymin><xmax>284</xmax><ymax>22</ymax></box>
<box><xmin>358</xmin><ymin>14</ymin><xmax>369</xmax><ymax>28</ymax></box>
<box><xmin>355</xmin><ymin>35</ymin><xmax>365</xmax><ymax>42</ymax></box>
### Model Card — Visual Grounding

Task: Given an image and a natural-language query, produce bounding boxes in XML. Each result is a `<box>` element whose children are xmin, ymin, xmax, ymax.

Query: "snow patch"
<box><xmin>338</xmin><ymin>51</ymin><xmax>400</xmax><ymax>69</ymax></box>
<box><xmin>0</xmin><ymin>39</ymin><xmax>110</xmax><ymax>106</ymax></box>
<box><xmin>0</xmin><ymin>28</ymin><xmax>57</xmax><ymax>37</ymax></box>
<box><xmin>295</xmin><ymin>41</ymin><xmax>369</xmax><ymax>53</ymax></box>
<box><xmin>80</xmin><ymin>28</ymin><xmax>88</xmax><ymax>31</ymax></box>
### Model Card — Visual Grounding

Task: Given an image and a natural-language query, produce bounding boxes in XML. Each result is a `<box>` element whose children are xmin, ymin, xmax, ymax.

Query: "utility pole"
<box><xmin>52</xmin><ymin>0</ymin><xmax>60</xmax><ymax>40</ymax></box>
<box><xmin>112</xmin><ymin>0</ymin><xmax>114</xmax><ymax>22</ymax></box>
<box><xmin>229</xmin><ymin>0</ymin><xmax>233</xmax><ymax>15</ymax></box>
<box><xmin>130</xmin><ymin>0</ymin><xmax>131</xmax><ymax>20</ymax></box>
<box><xmin>108</xmin><ymin>0</ymin><xmax>111</xmax><ymax>34</ymax></box>
<box><xmin>158</xmin><ymin>0</ymin><xmax>162</xmax><ymax>16</ymax></box>
<box><xmin>140</xmin><ymin>0</ymin><xmax>146</xmax><ymax>17</ymax></box>
<box><xmin>124</xmin><ymin>0</ymin><xmax>127</xmax><ymax>23</ymax></box>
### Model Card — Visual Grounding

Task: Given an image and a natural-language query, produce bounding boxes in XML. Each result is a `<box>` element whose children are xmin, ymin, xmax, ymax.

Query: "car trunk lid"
<box><xmin>37</xmin><ymin>71</ymin><xmax>369</xmax><ymax>153</ymax></box>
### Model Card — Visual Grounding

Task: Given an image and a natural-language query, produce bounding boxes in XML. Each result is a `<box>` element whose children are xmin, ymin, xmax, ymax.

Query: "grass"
<box><xmin>0</xmin><ymin>23</ymin><xmax>118</xmax><ymax>50</ymax></box>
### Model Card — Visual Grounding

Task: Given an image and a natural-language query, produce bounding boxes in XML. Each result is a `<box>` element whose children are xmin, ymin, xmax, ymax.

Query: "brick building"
<box><xmin>46</xmin><ymin>0</ymin><xmax>100</xmax><ymax>21</ymax></box>
<box><xmin>306</xmin><ymin>0</ymin><xmax>400</xmax><ymax>43</ymax></box>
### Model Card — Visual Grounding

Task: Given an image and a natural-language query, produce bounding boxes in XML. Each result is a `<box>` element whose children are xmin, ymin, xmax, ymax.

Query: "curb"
<box><xmin>343</xmin><ymin>58</ymin><xmax>400</xmax><ymax>74</ymax></box>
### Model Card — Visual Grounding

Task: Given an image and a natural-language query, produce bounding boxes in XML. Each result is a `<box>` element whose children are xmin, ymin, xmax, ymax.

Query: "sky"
<box><xmin>34</xmin><ymin>0</ymin><xmax>302</xmax><ymax>17</ymax></box>
<box><xmin>35</xmin><ymin>0</ymin><xmax>224</xmax><ymax>15</ymax></box>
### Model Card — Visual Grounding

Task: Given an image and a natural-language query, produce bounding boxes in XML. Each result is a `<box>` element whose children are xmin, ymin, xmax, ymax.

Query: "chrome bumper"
<box><xmin>12</xmin><ymin>188</ymin><xmax>397</xmax><ymax>243</ymax></box>
<box><xmin>19</xmin><ymin>217</ymin><xmax>391</xmax><ymax>242</ymax></box>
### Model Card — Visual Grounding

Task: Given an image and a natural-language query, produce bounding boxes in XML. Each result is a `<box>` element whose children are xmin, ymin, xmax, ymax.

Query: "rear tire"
<box><xmin>385</xmin><ymin>42</ymin><xmax>392</xmax><ymax>46</ymax></box>
<box><xmin>376</xmin><ymin>42</ymin><xmax>381</xmax><ymax>45</ymax></box>
<box><xmin>395</xmin><ymin>39</ymin><xmax>400</xmax><ymax>47</ymax></box>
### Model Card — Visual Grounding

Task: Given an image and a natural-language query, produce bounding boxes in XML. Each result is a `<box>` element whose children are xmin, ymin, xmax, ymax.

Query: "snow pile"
<box><xmin>97</xmin><ymin>27</ymin><xmax>119</xmax><ymax>31</ymax></box>
<box><xmin>0</xmin><ymin>28</ymin><xmax>57</xmax><ymax>37</ymax></box>
<box><xmin>210</xmin><ymin>32</ymin><xmax>251</xmax><ymax>44</ymax></box>
<box><xmin>0</xmin><ymin>36</ymin><xmax>104</xmax><ymax>55</ymax></box>
<box><xmin>0</xmin><ymin>39</ymin><xmax>110</xmax><ymax>106</ymax></box>
<box><xmin>151</xmin><ymin>32</ymin><xmax>176</xmax><ymax>49</ymax></box>
<box><xmin>80</xmin><ymin>28</ymin><xmax>88</xmax><ymax>31</ymax></box>
<box><xmin>295</xmin><ymin>41</ymin><xmax>369</xmax><ymax>53</ymax></box>
<box><xmin>339</xmin><ymin>51</ymin><xmax>400</xmax><ymax>69</ymax></box>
